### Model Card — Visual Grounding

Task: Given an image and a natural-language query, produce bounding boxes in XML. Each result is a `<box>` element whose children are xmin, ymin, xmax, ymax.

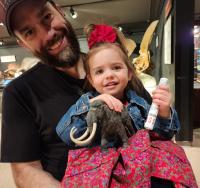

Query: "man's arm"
<box><xmin>11</xmin><ymin>161</ymin><xmax>61</xmax><ymax>188</ymax></box>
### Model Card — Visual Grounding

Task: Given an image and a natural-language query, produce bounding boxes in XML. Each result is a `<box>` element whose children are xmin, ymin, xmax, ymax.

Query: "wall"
<box><xmin>0</xmin><ymin>38</ymin><xmax>89</xmax><ymax>71</ymax></box>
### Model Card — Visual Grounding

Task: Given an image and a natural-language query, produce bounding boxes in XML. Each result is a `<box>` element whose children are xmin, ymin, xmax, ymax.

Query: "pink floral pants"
<box><xmin>61</xmin><ymin>130</ymin><xmax>198</xmax><ymax>188</ymax></box>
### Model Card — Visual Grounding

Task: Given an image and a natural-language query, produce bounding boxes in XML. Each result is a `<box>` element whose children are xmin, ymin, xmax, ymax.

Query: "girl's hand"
<box><xmin>152</xmin><ymin>85</ymin><xmax>172</xmax><ymax>118</ymax></box>
<box><xmin>90</xmin><ymin>94</ymin><xmax>123</xmax><ymax>112</ymax></box>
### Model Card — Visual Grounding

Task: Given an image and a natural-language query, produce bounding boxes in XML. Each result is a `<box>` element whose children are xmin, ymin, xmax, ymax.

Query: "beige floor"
<box><xmin>183</xmin><ymin>146</ymin><xmax>200</xmax><ymax>187</ymax></box>
<box><xmin>0</xmin><ymin>147</ymin><xmax>199</xmax><ymax>188</ymax></box>
<box><xmin>0</xmin><ymin>163</ymin><xmax>16</xmax><ymax>188</ymax></box>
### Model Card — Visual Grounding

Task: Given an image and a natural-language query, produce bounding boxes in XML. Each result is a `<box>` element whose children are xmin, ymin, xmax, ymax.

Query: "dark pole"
<box><xmin>174</xmin><ymin>0</ymin><xmax>194</xmax><ymax>141</ymax></box>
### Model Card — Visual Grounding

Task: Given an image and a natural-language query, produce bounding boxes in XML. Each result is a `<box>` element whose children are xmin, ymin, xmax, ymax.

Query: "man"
<box><xmin>0</xmin><ymin>0</ymin><xmax>87</xmax><ymax>187</ymax></box>
<box><xmin>1</xmin><ymin>0</ymin><xmax>157</xmax><ymax>187</ymax></box>
<box><xmin>0</xmin><ymin>1</ymin><xmax>128</xmax><ymax>187</ymax></box>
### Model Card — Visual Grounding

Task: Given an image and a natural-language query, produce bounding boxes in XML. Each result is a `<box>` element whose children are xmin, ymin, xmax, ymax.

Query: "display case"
<box><xmin>194</xmin><ymin>25</ymin><xmax>200</xmax><ymax>82</ymax></box>
<box><xmin>193</xmin><ymin>25</ymin><xmax>200</xmax><ymax>128</ymax></box>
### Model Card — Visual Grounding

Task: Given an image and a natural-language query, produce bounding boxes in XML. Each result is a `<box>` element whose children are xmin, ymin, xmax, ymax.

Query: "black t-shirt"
<box><xmin>0</xmin><ymin>63</ymin><xmax>86</xmax><ymax>180</ymax></box>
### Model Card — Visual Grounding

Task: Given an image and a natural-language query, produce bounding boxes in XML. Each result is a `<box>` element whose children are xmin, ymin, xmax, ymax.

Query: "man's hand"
<box><xmin>11</xmin><ymin>161</ymin><xmax>61</xmax><ymax>188</ymax></box>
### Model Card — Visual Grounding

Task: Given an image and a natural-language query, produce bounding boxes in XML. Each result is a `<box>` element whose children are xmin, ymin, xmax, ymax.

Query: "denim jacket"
<box><xmin>56</xmin><ymin>90</ymin><xmax>180</xmax><ymax>146</ymax></box>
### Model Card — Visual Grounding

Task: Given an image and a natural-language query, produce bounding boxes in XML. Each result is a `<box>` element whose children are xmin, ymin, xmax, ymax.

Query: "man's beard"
<box><xmin>35</xmin><ymin>22</ymin><xmax>81</xmax><ymax>68</ymax></box>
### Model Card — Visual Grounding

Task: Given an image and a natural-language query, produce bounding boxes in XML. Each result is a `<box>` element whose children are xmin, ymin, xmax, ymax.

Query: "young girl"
<box><xmin>56</xmin><ymin>24</ymin><xmax>197</xmax><ymax>187</ymax></box>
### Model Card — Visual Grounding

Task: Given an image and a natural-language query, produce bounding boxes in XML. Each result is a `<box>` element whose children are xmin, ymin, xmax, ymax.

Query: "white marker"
<box><xmin>144</xmin><ymin>78</ymin><xmax>169</xmax><ymax>130</ymax></box>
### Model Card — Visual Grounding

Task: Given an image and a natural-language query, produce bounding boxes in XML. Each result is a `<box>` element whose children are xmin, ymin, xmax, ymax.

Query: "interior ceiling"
<box><xmin>0</xmin><ymin>0</ymin><xmax>163</xmax><ymax>46</ymax></box>
<box><xmin>195</xmin><ymin>0</ymin><xmax>200</xmax><ymax>21</ymax></box>
<box><xmin>0</xmin><ymin>0</ymin><xmax>200</xmax><ymax>46</ymax></box>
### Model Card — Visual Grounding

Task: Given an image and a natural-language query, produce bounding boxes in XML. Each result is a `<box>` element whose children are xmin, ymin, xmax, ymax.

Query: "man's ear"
<box><xmin>17</xmin><ymin>39</ymin><xmax>35</xmax><ymax>53</ymax></box>
<box><xmin>17</xmin><ymin>39</ymin><xmax>28</xmax><ymax>49</ymax></box>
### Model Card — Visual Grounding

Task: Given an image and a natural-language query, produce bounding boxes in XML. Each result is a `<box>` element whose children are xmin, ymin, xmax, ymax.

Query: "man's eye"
<box><xmin>24</xmin><ymin>30</ymin><xmax>33</xmax><ymax>38</ymax></box>
<box><xmin>44</xmin><ymin>13</ymin><xmax>53</xmax><ymax>21</ymax></box>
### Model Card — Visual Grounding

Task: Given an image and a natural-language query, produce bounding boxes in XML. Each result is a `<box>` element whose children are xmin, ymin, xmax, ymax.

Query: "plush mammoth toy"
<box><xmin>70</xmin><ymin>100</ymin><xmax>135</xmax><ymax>148</ymax></box>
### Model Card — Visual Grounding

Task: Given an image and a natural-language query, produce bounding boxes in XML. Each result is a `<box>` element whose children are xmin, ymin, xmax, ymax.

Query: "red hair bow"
<box><xmin>88</xmin><ymin>25</ymin><xmax>117</xmax><ymax>49</ymax></box>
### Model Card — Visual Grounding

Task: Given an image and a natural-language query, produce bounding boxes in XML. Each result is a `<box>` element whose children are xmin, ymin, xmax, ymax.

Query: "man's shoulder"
<box><xmin>16</xmin><ymin>63</ymin><xmax>53</xmax><ymax>79</ymax></box>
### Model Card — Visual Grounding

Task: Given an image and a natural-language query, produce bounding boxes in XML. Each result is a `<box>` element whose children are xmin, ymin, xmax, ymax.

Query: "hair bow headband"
<box><xmin>88</xmin><ymin>25</ymin><xmax>117</xmax><ymax>49</ymax></box>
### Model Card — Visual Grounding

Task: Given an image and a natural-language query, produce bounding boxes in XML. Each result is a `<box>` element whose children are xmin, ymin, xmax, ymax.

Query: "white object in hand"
<box><xmin>144</xmin><ymin>78</ymin><xmax>169</xmax><ymax>130</ymax></box>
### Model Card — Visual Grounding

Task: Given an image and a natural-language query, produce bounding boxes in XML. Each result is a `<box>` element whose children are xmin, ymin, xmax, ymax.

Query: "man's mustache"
<box><xmin>45</xmin><ymin>34</ymin><xmax>62</xmax><ymax>50</ymax></box>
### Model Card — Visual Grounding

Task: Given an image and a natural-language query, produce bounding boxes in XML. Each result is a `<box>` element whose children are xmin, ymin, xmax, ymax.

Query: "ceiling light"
<box><xmin>0</xmin><ymin>22</ymin><xmax>4</xmax><ymax>26</ymax></box>
<box><xmin>70</xmin><ymin>6</ymin><xmax>78</xmax><ymax>19</ymax></box>
<box><xmin>118</xmin><ymin>26</ymin><xmax>123</xmax><ymax>32</ymax></box>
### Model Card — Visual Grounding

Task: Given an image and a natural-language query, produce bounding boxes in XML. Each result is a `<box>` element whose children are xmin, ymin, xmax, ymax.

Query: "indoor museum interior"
<box><xmin>0</xmin><ymin>0</ymin><xmax>200</xmax><ymax>187</ymax></box>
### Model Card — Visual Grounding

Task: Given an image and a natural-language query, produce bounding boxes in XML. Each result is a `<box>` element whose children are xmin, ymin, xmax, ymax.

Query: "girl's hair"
<box><xmin>84</xmin><ymin>24</ymin><xmax>144</xmax><ymax>96</ymax></box>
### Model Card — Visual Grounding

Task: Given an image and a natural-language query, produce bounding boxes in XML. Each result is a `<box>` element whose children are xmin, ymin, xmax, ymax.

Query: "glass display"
<box><xmin>194</xmin><ymin>25</ymin><xmax>200</xmax><ymax>82</ymax></box>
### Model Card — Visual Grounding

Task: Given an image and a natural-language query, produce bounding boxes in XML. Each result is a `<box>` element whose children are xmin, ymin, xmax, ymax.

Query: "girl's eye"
<box><xmin>113</xmin><ymin>65</ymin><xmax>122</xmax><ymax>70</ymax></box>
<box><xmin>95</xmin><ymin>69</ymin><xmax>103</xmax><ymax>75</ymax></box>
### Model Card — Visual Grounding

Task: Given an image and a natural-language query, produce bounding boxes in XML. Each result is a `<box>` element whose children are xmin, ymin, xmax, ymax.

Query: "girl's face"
<box><xmin>87</xmin><ymin>47</ymin><xmax>132</xmax><ymax>99</ymax></box>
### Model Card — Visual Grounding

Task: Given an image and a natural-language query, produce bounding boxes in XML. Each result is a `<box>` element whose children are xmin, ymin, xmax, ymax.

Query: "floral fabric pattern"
<box><xmin>61</xmin><ymin>130</ymin><xmax>197</xmax><ymax>188</ymax></box>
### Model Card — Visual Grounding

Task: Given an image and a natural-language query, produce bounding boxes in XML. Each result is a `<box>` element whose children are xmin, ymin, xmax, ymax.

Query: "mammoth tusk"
<box><xmin>70</xmin><ymin>123</ymin><xmax>97</xmax><ymax>146</ymax></box>
<box><xmin>71</xmin><ymin>127</ymin><xmax>90</xmax><ymax>141</ymax></box>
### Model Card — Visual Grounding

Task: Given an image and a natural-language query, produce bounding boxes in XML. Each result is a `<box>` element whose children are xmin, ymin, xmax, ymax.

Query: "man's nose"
<box><xmin>46</xmin><ymin>29</ymin><xmax>56</xmax><ymax>41</ymax></box>
<box><xmin>38</xmin><ymin>26</ymin><xmax>56</xmax><ymax>44</ymax></box>
<box><xmin>37</xmin><ymin>21</ymin><xmax>52</xmax><ymax>35</ymax></box>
